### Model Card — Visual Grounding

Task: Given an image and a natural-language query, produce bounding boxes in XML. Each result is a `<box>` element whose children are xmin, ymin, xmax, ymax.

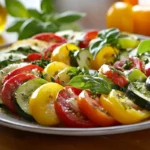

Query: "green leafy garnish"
<box><xmin>5</xmin><ymin>0</ymin><xmax>84</xmax><ymax>39</ymax></box>
<box><xmin>89</xmin><ymin>28</ymin><xmax>120</xmax><ymax>58</ymax></box>
<box><xmin>5</xmin><ymin>0</ymin><xmax>28</xmax><ymax>18</ymax></box>
<box><xmin>32</xmin><ymin>58</ymin><xmax>51</xmax><ymax>68</ymax></box>
<box><xmin>67</xmin><ymin>67</ymin><xmax>98</xmax><ymax>79</ymax></box>
<box><xmin>55</xmin><ymin>11</ymin><xmax>85</xmax><ymax>24</ymax></box>
<box><xmin>137</xmin><ymin>40</ymin><xmax>150</xmax><ymax>55</ymax></box>
<box><xmin>69</xmin><ymin>75</ymin><xmax>112</xmax><ymax>94</ymax></box>
<box><xmin>0</xmin><ymin>59</ymin><xmax>22</xmax><ymax>69</ymax></box>
<box><xmin>8</xmin><ymin>46</ymin><xmax>39</xmax><ymax>55</ymax></box>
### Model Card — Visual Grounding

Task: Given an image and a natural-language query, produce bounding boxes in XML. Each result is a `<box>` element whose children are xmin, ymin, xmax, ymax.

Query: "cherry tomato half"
<box><xmin>32</xmin><ymin>33</ymin><xmax>67</xmax><ymax>43</ymax></box>
<box><xmin>54</xmin><ymin>87</ymin><xmax>96</xmax><ymax>127</ymax></box>
<box><xmin>100</xmin><ymin>64</ymin><xmax>128</xmax><ymax>87</ymax></box>
<box><xmin>79</xmin><ymin>30</ymin><xmax>98</xmax><ymax>48</ymax></box>
<box><xmin>26</xmin><ymin>53</ymin><xmax>43</xmax><ymax>62</ymax></box>
<box><xmin>114</xmin><ymin>57</ymin><xmax>145</xmax><ymax>73</ymax></box>
<box><xmin>44</xmin><ymin>43</ymin><xmax>62</xmax><ymax>60</ymax></box>
<box><xmin>1</xmin><ymin>73</ymin><xmax>35</xmax><ymax>112</ymax></box>
<box><xmin>2</xmin><ymin>64</ymin><xmax>43</xmax><ymax>84</ymax></box>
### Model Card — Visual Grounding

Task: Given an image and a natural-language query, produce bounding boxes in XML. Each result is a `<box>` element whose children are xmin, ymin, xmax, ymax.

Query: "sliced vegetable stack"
<box><xmin>1</xmin><ymin>28</ymin><xmax>150</xmax><ymax>127</ymax></box>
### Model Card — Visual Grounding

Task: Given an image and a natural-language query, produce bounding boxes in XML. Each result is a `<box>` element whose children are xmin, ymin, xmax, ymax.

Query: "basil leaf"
<box><xmin>41</xmin><ymin>0</ymin><xmax>54</xmax><ymax>13</ymax></box>
<box><xmin>99</xmin><ymin>28</ymin><xmax>120</xmax><ymax>43</ymax></box>
<box><xmin>41</xmin><ymin>22</ymin><xmax>58</xmax><ymax>33</ymax></box>
<box><xmin>18</xmin><ymin>18</ymin><xmax>58</xmax><ymax>39</ymax></box>
<box><xmin>89</xmin><ymin>28</ymin><xmax>120</xmax><ymax>58</ymax></box>
<box><xmin>5</xmin><ymin>0</ymin><xmax>28</xmax><ymax>18</ymax></box>
<box><xmin>28</xmin><ymin>9</ymin><xmax>42</xmax><ymax>20</ymax></box>
<box><xmin>6</xmin><ymin>19</ymin><xmax>25</xmax><ymax>32</ymax></box>
<box><xmin>137</xmin><ymin>40</ymin><xmax>150</xmax><ymax>55</ymax></box>
<box><xmin>69</xmin><ymin>75</ymin><xmax>112</xmax><ymax>94</ymax></box>
<box><xmin>55</xmin><ymin>11</ymin><xmax>85</xmax><ymax>23</ymax></box>
<box><xmin>18</xmin><ymin>18</ymin><xmax>42</xmax><ymax>39</ymax></box>
<box><xmin>89</xmin><ymin>38</ymin><xmax>107</xmax><ymax>58</ymax></box>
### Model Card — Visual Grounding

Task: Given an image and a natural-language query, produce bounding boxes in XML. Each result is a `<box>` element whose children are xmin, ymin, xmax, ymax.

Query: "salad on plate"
<box><xmin>0</xmin><ymin>28</ymin><xmax>150</xmax><ymax>128</ymax></box>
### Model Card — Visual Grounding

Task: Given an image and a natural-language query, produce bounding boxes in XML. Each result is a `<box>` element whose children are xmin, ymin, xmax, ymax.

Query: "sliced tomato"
<box><xmin>26</xmin><ymin>53</ymin><xmax>43</xmax><ymax>62</ymax></box>
<box><xmin>32</xmin><ymin>33</ymin><xmax>67</xmax><ymax>43</ymax></box>
<box><xmin>113</xmin><ymin>59</ymin><xmax>127</xmax><ymax>71</ymax></box>
<box><xmin>54</xmin><ymin>87</ymin><xmax>96</xmax><ymax>127</ymax></box>
<box><xmin>1</xmin><ymin>73</ymin><xmax>35</xmax><ymax>112</ymax></box>
<box><xmin>79</xmin><ymin>30</ymin><xmax>98</xmax><ymax>48</ymax></box>
<box><xmin>114</xmin><ymin>57</ymin><xmax>145</xmax><ymax>73</ymax></box>
<box><xmin>78</xmin><ymin>90</ymin><xmax>117</xmax><ymax>126</ymax></box>
<box><xmin>44</xmin><ymin>43</ymin><xmax>62</xmax><ymax>60</ymax></box>
<box><xmin>2</xmin><ymin>64</ymin><xmax>43</xmax><ymax>84</ymax></box>
<box><xmin>100</xmin><ymin>64</ymin><xmax>128</xmax><ymax>87</ymax></box>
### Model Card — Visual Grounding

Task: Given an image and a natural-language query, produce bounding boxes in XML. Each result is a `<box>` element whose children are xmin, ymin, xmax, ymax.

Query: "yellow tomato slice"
<box><xmin>29</xmin><ymin>82</ymin><xmax>63</xmax><ymax>126</ymax></box>
<box><xmin>91</xmin><ymin>46</ymin><xmax>119</xmax><ymax>70</ymax></box>
<box><xmin>100</xmin><ymin>90</ymin><xmax>150</xmax><ymax>124</ymax></box>
<box><xmin>42</xmin><ymin>61</ymin><xmax>69</xmax><ymax>81</ymax></box>
<box><xmin>51</xmin><ymin>43</ymin><xmax>80</xmax><ymax>65</ymax></box>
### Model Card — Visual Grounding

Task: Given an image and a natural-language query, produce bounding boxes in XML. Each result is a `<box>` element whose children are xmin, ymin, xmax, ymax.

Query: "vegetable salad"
<box><xmin>1</xmin><ymin>28</ymin><xmax>150</xmax><ymax>127</ymax></box>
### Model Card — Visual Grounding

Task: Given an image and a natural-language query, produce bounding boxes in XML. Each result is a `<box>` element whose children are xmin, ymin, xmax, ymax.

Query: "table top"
<box><xmin>0</xmin><ymin>125</ymin><xmax>150</xmax><ymax>150</ymax></box>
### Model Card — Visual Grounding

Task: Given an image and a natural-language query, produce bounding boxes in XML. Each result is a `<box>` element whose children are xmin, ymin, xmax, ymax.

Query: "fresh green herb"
<box><xmin>69</xmin><ymin>50</ymin><xmax>80</xmax><ymax>67</ymax></box>
<box><xmin>0</xmin><ymin>59</ymin><xmax>22</xmax><ymax>69</ymax></box>
<box><xmin>67</xmin><ymin>67</ymin><xmax>98</xmax><ymax>79</ymax></box>
<box><xmin>5</xmin><ymin>0</ymin><xmax>84</xmax><ymax>39</ymax></box>
<box><xmin>123</xmin><ymin>60</ymin><xmax>132</xmax><ymax>69</ymax></box>
<box><xmin>69</xmin><ymin>75</ymin><xmax>112</xmax><ymax>94</ymax></box>
<box><xmin>32</xmin><ymin>58</ymin><xmax>51</xmax><ymax>68</ymax></box>
<box><xmin>137</xmin><ymin>39</ymin><xmax>150</xmax><ymax>55</ymax></box>
<box><xmin>144</xmin><ymin>58</ymin><xmax>149</xmax><ymax>64</ymax></box>
<box><xmin>89</xmin><ymin>28</ymin><xmax>120</xmax><ymax>58</ymax></box>
<box><xmin>8</xmin><ymin>46</ymin><xmax>39</xmax><ymax>55</ymax></box>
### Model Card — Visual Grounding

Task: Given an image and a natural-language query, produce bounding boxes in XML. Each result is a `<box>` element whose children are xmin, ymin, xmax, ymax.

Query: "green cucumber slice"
<box><xmin>128</xmin><ymin>69</ymin><xmax>147</xmax><ymax>82</ymax></box>
<box><xmin>76</xmin><ymin>49</ymin><xmax>92</xmax><ymax>68</ymax></box>
<box><xmin>15</xmin><ymin>78</ymin><xmax>48</xmax><ymax>120</ymax></box>
<box><xmin>118</xmin><ymin>34</ymin><xmax>140</xmax><ymax>49</ymax></box>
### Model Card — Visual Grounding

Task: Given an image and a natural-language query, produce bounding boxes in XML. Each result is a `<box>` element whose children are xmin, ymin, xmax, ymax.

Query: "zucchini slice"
<box><xmin>15</xmin><ymin>78</ymin><xmax>48</xmax><ymax>120</ymax></box>
<box><xmin>76</xmin><ymin>49</ymin><xmax>92</xmax><ymax>68</ymax></box>
<box><xmin>126</xmin><ymin>82</ymin><xmax>150</xmax><ymax>110</ymax></box>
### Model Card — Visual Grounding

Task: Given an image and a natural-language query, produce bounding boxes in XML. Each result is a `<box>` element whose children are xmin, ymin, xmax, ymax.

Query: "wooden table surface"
<box><xmin>0</xmin><ymin>125</ymin><xmax>150</xmax><ymax>150</ymax></box>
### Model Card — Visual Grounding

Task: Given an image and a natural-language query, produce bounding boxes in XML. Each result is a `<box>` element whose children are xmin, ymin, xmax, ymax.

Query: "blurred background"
<box><xmin>0</xmin><ymin>0</ymin><xmax>150</xmax><ymax>44</ymax></box>
<box><xmin>0</xmin><ymin>0</ymin><xmax>117</xmax><ymax>29</ymax></box>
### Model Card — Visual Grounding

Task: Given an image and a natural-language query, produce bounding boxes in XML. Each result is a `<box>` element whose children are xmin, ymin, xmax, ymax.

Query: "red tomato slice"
<box><xmin>78</xmin><ymin>90</ymin><xmax>117</xmax><ymax>126</ymax></box>
<box><xmin>100</xmin><ymin>64</ymin><xmax>128</xmax><ymax>87</ymax></box>
<box><xmin>114</xmin><ymin>57</ymin><xmax>145</xmax><ymax>73</ymax></box>
<box><xmin>129</xmin><ymin>57</ymin><xmax>145</xmax><ymax>73</ymax></box>
<box><xmin>54</xmin><ymin>87</ymin><xmax>96</xmax><ymax>127</ymax></box>
<box><xmin>32</xmin><ymin>33</ymin><xmax>67</xmax><ymax>43</ymax></box>
<box><xmin>1</xmin><ymin>73</ymin><xmax>35</xmax><ymax>112</ymax></box>
<box><xmin>2</xmin><ymin>64</ymin><xmax>43</xmax><ymax>84</ymax></box>
<box><xmin>79</xmin><ymin>30</ymin><xmax>98</xmax><ymax>48</ymax></box>
<box><xmin>26</xmin><ymin>53</ymin><xmax>43</xmax><ymax>61</ymax></box>
<box><xmin>44</xmin><ymin>43</ymin><xmax>62</xmax><ymax>60</ymax></box>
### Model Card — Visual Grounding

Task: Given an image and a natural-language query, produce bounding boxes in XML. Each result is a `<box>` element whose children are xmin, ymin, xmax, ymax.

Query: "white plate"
<box><xmin>0</xmin><ymin>34</ymin><xmax>150</xmax><ymax>136</ymax></box>
<box><xmin>1</xmin><ymin>108</ymin><xmax>150</xmax><ymax>136</ymax></box>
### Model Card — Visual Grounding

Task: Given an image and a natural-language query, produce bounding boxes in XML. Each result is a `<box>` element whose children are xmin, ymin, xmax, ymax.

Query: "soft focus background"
<box><xmin>0</xmin><ymin>0</ymin><xmax>117</xmax><ymax>30</ymax></box>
